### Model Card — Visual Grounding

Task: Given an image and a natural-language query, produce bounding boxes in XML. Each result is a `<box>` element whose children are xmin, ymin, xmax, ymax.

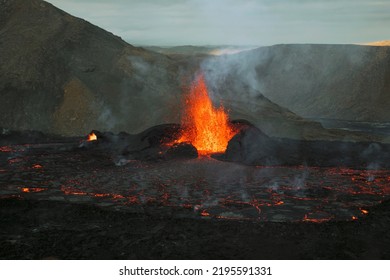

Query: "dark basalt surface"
<box><xmin>1</xmin><ymin>124</ymin><xmax>390</xmax><ymax>259</ymax></box>
<box><xmin>218</xmin><ymin>122</ymin><xmax>390</xmax><ymax>168</ymax></box>
<box><xmin>1</xmin><ymin>198</ymin><xmax>389</xmax><ymax>259</ymax></box>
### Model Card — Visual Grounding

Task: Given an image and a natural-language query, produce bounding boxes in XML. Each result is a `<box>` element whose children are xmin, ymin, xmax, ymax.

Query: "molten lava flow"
<box><xmin>87</xmin><ymin>132</ymin><xmax>97</xmax><ymax>141</ymax></box>
<box><xmin>177</xmin><ymin>74</ymin><xmax>236</xmax><ymax>155</ymax></box>
<box><xmin>21</xmin><ymin>187</ymin><xmax>46</xmax><ymax>193</ymax></box>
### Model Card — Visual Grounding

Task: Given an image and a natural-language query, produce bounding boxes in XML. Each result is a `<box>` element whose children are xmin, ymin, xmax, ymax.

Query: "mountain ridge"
<box><xmin>0</xmin><ymin>0</ymin><xmax>384</xmax><ymax>142</ymax></box>
<box><xmin>208</xmin><ymin>43</ymin><xmax>390</xmax><ymax>122</ymax></box>
<box><xmin>0</xmin><ymin>0</ymin><xmax>183</xmax><ymax>135</ymax></box>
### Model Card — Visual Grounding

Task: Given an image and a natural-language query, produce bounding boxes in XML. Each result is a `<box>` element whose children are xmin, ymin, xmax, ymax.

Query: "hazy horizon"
<box><xmin>47</xmin><ymin>0</ymin><xmax>390</xmax><ymax>46</ymax></box>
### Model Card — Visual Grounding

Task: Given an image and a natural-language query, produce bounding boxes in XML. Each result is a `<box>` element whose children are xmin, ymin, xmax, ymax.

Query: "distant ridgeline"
<box><xmin>1</xmin><ymin>0</ymin><xmax>389</xmax><ymax>143</ymax></box>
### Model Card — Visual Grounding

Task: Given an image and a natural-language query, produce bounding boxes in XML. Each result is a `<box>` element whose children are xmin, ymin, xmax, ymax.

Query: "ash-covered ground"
<box><xmin>1</xmin><ymin>132</ymin><xmax>390</xmax><ymax>259</ymax></box>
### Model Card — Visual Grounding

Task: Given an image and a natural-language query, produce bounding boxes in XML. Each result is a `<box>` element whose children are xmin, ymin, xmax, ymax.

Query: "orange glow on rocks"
<box><xmin>87</xmin><ymin>132</ymin><xmax>97</xmax><ymax>141</ymax></box>
<box><xmin>21</xmin><ymin>187</ymin><xmax>46</xmax><ymax>193</ymax></box>
<box><xmin>176</xmin><ymin>74</ymin><xmax>237</xmax><ymax>155</ymax></box>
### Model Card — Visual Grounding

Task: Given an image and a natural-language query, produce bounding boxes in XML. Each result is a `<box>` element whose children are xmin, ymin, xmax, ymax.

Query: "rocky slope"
<box><xmin>0</xmin><ymin>0</ymin><xmax>384</xmax><ymax>142</ymax></box>
<box><xmin>203</xmin><ymin>44</ymin><xmax>390</xmax><ymax>122</ymax></box>
<box><xmin>0</xmin><ymin>0</ymin><xmax>182</xmax><ymax>136</ymax></box>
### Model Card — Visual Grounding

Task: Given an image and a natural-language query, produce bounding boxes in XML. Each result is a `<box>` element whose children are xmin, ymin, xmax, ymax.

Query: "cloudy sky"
<box><xmin>47</xmin><ymin>0</ymin><xmax>390</xmax><ymax>46</ymax></box>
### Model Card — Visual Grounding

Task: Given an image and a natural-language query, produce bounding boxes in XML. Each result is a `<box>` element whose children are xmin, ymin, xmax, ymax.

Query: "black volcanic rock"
<box><xmin>136</xmin><ymin>124</ymin><xmax>181</xmax><ymax>148</ymax></box>
<box><xmin>122</xmin><ymin>124</ymin><xmax>198</xmax><ymax>161</ymax></box>
<box><xmin>122</xmin><ymin>124</ymin><xmax>186</xmax><ymax>161</ymax></box>
<box><xmin>80</xmin><ymin>124</ymin><xmax>197</xmax><ymax>162</ymax></box>
<box><xmin>79</xmin><ymin>130</ymin><xmax>134</xmax><ymax>155</ymax></box>
<box><xmin>222</xmin><ymin>125</ymin><xmax>280</xmax><ymax>165</ymax></box>
<box><xmin>164</xmin><ymin>143</ymin><xmax>198</xmax><ymax>160</ymax></box>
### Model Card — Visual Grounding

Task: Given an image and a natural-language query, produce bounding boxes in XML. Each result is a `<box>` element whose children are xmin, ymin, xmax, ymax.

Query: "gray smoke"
<box><xmin>95</xmin><ymin>53</ymin><xmax>183</xmax><ymax>133</ymax></box>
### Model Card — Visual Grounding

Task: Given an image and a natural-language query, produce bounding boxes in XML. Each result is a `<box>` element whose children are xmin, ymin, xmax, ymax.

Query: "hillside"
<box><xmin>203</xmin><ymin>44</ymin><xmax>390</xmax><ymax>122</ymax></box>
<box><xmin>0</xmin><ymin>0</ymin><xmax>383</xmax><ymax>142</ymax></box>
<box><xmin>0</xmin><ymin>0</ymin><xmax>181</xmax><ymax>136</ymax></box>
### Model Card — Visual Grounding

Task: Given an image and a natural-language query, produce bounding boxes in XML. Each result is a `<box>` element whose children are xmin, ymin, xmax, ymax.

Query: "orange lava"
<box><xmin>201</xmin><ymin>209</ymin><xmax>210</xmax><ymax>217</ymax></box>
<box><xmin>94</xmin><ymin>193</ymin><xmax>110</xmax><ymax>198</ymax></box>
<box><xmin>176</xmin><ymin>74</ymin><xmax>237</xmax><ymax>155</ymax></box>
<box><xmin>0</xmin><ymin>146</ymin><xmax>14</xmax><ymax>152</ymax></box>
<box><xmin>303</xmin><ymin>215</ymin><xmax>332</xmax><ymax>223</ymax></box>
<box><xmin>21</xmin><ymin>187</ymin><xmax>46</xmax><ymax>193</ymax></box>
<box><xmin>87</xmin><ymin>132</ymin><xmax>97</xmax><ymax>141</ymax></box>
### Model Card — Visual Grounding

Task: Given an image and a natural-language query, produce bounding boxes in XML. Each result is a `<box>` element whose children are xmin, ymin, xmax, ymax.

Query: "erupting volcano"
<box><xmin>176</xmin><ymin>74</ymin><xmax>237</xmax><ymax>155</ymax></box>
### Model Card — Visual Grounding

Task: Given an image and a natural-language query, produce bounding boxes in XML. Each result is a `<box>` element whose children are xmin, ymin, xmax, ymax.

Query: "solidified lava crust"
<box><xmin>1</xmin><ymin>140</ymin><xmax>389</xmax><ymax>222</ymax></box>
<box><xmin>1</xmin><ymin>130</ymin><xmax>390</xmax><ymax>259</ymax></box>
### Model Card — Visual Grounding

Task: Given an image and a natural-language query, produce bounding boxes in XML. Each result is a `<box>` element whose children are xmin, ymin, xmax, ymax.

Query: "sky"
<box><xmin>46</xmin><ymin>0</ymin><xmax>390</xmax><ymax>46</ymax></box>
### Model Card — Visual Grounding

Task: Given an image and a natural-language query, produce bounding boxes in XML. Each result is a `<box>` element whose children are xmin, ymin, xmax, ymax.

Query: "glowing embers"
<box><xmin>303</xmin><ymin>212</ymin><xmax>333</xmax><ymax>223</ymax></box>
<box><xmin>20</xmin><ymin>187</ymin><xmax>46</xmax><ymax>193</ymax></box>
<box><xmin>87</xmin><ymin>132</ymin><xmax>97</xmax><ymax>142</ymax></box>
<box><xmin>60</xmin><ymin>185</ymin><xmax>130</xmax><ymax>203</ymax></box>
<box><xmin>57</xmin><ymin>162</ymin><xmax>390</xmax><ymax>222</ymax></box>
<box><xmin>61</xmin><ymin>185</ymin><xmax>88</xmax><ymax>196</ymax></box>
<box><xmin>0</xmin><ymin>146</ymin><xmax>14</xmax><ymax>153</ymax></box>
<box><xmin>5</xmin><ymin>145</ymin><xmax>390</xmax><ymax>223</ymax></box>
<box><xmin>175</xmin><ymin>74</ymin><xmax>237</xmax><ymax>155</ymax></box>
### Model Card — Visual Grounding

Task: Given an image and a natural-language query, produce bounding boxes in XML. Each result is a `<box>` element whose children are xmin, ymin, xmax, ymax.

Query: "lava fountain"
<box><xmin>176</xmin><ymin>74</ymin><xmax>237</xmax><ymax>155</ymax></box>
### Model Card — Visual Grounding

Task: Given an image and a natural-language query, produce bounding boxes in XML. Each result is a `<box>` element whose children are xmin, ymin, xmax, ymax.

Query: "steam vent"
<box><xmin>1</xmin><ymin>0</ymin><xmax>390</xmax><ymax>263</ymax></box>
